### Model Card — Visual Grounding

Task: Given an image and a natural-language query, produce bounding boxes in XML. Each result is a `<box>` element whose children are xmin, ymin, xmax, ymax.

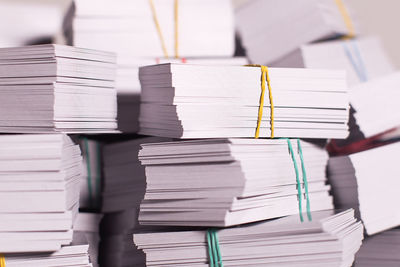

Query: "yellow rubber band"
<box><xmin>0</xmin><ymin>254</ymin><xmax>5</xmax><ymax>267</ymax></box>
<box><xmin>334</xmin><ymin>0</ymin><xmax>355</xmax><ymax>39</ymax></box>
<box><xmin>174</xmin><ymin>0</ymin><xmax>179</xmax><ymax>59</ymax></box>
<box><xmin>149</xmin><ymin>0</ymin><xmax>169</xmax><ymax>58</ymax></box>
<box><xmin>246</xmin><ymin>65</ymin><xmax>274</xmax><ymax>138</ymax></box>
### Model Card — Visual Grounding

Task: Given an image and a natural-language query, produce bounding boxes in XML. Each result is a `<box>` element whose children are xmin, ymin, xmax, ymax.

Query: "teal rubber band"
<box><xmin>83</xmin><ymin>138</ymin><xmax>94</xmax><ymax>208</ymax></box>
<box><xmin>206</xmin><ymin>231</ymin><xmax>215</xmax><ymax>267</ymax></box>
<box><xmin>297</xmin><ymin>139</ymin><xmax>312</xmax><ymax>221</ymax></box>
<box><xmin>95</xmin><ymin>142</ymin><xmax>102</xmax><ymax>209</ymax></box>
<box><xmin>210</xmin><ymin>231</ymin><xmax>219</xmax><ymax>267</ymax></box>
<box><xmin>351</xmin><ymin>40</ymin><xmax>368</xmax><ymax>81</ymax></box>
<box><xmin>285</xmin><ymin>138</ymin><xmax>304</xmax><ymax>222</ymax></box>
<box><xmin>212</xmin><ymin>231</ymin><xmax>224</xmax><ymax>267</ymax></box>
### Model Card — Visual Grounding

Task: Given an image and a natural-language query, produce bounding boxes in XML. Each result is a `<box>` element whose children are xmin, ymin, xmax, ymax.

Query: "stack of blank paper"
<box><xmin>0</xmin><ymin>134</ymin><xmax>82</xmax><ymax>253</ymax></box>
<box><xmin>2</xmin><ymin>244</ymin><xmax>91</xmax><ymax>267</ymax></box>
<box><xmin>355</xmin><ymin>229</ymin><xmax>400</xmax><ymax>267</ymax></box>
<box><xmin>139</xmin><ymin>63</ymin><xmax>349</xmax><ymax>139</ymax></box>
<box><xmin>102</xmin><ymin>137</ymin><xmax>169</xmax><ymax>212</ymax></box>
<box><xmin>235</xmin><ymin>0</ymin><xmax>358</xmax><ymax>64</ymax></box>
<box><xmin>272</xmin><ymin>36</ymin><xmax>395</xmax><ymax>86</ymax></box>
<box><xmin>0</xmin><ymin>44</ymin><xmax>117</xmax><ymax>133</ymax></box>
<box><xmin>328</xmin><ymin>142</ymin><xmax>400</xmax><ymax>235</ymax></box>
<box><xmin>138</xmin><ymin>138</ymin><xmax>333</xmax><ymax>226</ymax></box>
<box><xmin>134</xmin><ymin>209</ymin><xmax>364</xmax><ymax>267</ymax></box>
<box><xmin>349</xmin><ymin>72</ymin><xmax>400</xmax><ymax>141</ymax></box>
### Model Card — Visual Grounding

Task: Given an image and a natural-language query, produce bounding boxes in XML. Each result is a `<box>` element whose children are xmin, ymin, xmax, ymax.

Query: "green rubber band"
<box><xmin>285</xmin><ymin>138</ymin><xmax>304</xmax><ymax>222</ymax></box>
<box><xmin>206</xmin><ymin>230</ymin><xmax>223</xmax><ymax>267</ymax></box>
<box><xmin>206</xmin><ymin>231</ymin><xmax>215</xmax><ymax>267</ymax></box>
<box><xmin>297</xmin><ymin>139</ymin><xmax>312</xmax><ymax>221</ymax></box>
<box><xmin>95</xmin><ymin>142</ymin><xmax>102</xmax><ymax>209</ymax></box>
<box><xmin>83</xmin><ymin>138</ymin><xmax>94</xmax><ymax>208</ymax></box>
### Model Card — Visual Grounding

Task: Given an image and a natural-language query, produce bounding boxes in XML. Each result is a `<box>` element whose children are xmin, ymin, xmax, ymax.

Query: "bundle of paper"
<box><xmin>102</xmin><ymin>137</ymin><xmax>169</xmax><ymax>213</ymax></box>
<box><xmin>78</xmin><ymin>137</ymin><xmax>102</xmax><ymax>210</ymax></box>
<box><xmin>0</xmin><ymin>134</ymin><xmax>82</xmax><ymax>253</ymax></box>
<box><xmin>74</xmin><ymin>212</ymin><xmax>103</xmax><ymax>267</ymax></box>
<box><xmin>134</xmin><ymin>209</ymin><xmax>363</xmax><ymax>267</ymax></box>
<box><xmin>117</xmin><ymin>57</ymin><xmax>248</xmax><ymax>133</ymax></box>
<box><xmin>0</xmin><ymin>44</ymin><xmax>117</xmax><ymax>133</ymax></box>
<box><xmin>138</xmin><ymin>138</ymin><xmax>333</xmax><ymax>227</ymax></box>
<box><xmin>139</xmin><ymin>63</ymin><xmax>349</xmax><ymax>139</ymax></box>
<box><xmin>328</xmin><ymin>142</ymin><xmax>400</xmax><ymax>235</ymax></box>
<box><xmin>354</xmin><ymin>229</ymin><xmax>400</xmax><ymax>267</ymax></box>
<box><xmin>273</xmin><ymin>36</ymin><xmax>395</xmax><ymax>86</ymax></box>
<box><xmin>64</xmin><ymin>0</ymin><xmax>234</xmax><ymax>59</ymax></box>
<box><xmin>2</xmin><ymin>244</ymin><xmax>91</xmax><ymax>267</ymax></box>
<box><xmin>235</xmin><ymin>0</ymin><xmax>358</xmax><ymax>65</ymax></box>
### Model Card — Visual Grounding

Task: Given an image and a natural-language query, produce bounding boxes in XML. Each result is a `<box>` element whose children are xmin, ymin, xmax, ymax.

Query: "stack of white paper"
<box><xmin>134</xmin><ymin>209</ymin><xmax>364</xmax><ymax>267</ymax></box>
<box><xmin>0</xmin><ymin>44</ymin><xmax>117</xmax><ymax>133</ymax></box>
<box><xmin>273</xmin><ymin>36</ymin><xmax>395</xmax><ymax>86</ymax></box>
<box><xmin>0</xmin><ymin>134</ymin><xmax>82</xmax><ymax>253</ymax></box>
<box><xmin>235</xmin><ymin>0</ymin><xmax>358</xmax><ymax>65</ymax></box>
<box><xmin>102</xmin><ymin>137</ymin><xmax>169</xmax><ymax>213</ymax></box>
<box><xmin>2</xmin><ymin>244</ymin><xmax>91</xmax><ymax>267</ymax></box>
<box><xmin>139</xmin><ymin>63</ymin><xmax>349</xmax><ymax>139</ymax></box>
<box><xmin>349</xmin><ymin>72</ymin><xmax>400</xmax><ymax>141</ymax></box>
<box><xmin>138</xmin><ymin>138</ymin><xmax>333</xmax><ymax>226</ymax></box>
<box><xmin>74</xmin><ymin>212</ymin><xmax>103</xmax><ymax>267</ymax></box>
<box><xmin>78</xmin><ymin>138</ymin><xmax>102</xmax><ymax>210</ymax></box>
<box><xmin>355</xmin><ymin>229</ymin><xmax>400</xmax><ymax>267</ymax></box>
<box><xmin>65</xmin><ymin>0</ymin><xmax>234</xmax><ymax>59</ymax></box>
<box><xmin>328</xmin><ymin>142</ymin><xmax>400</xmax><ymax>235</ymax></box>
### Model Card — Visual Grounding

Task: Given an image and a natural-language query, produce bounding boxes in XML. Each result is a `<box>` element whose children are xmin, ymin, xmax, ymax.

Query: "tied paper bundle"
<box><xmin>139</xmin><ymin>63</ymin><xmax>349</xmax><ymax>139</ymax></box>
<box><xmin>235</xmin><ymin>0</ymin><xmax>358</xmax><ymax>65</ymax></box>
<box><xmin>138</xmin><ymin>138</ymin><xmax>333</xmax><ymax>227</ymax></box>
<box><xmin>102</xmin><ymin>137</ymin><xmax>170</xmax><ymax>213</ymax></box>
<box><xmin>354</xmin><ymin>229</ymin><xmax>400</xmax><ymax>267</ymax></box>
<box><xmin>73</xmin><ymin>212</ymin><xmax>103</xmax><ymax>267</ymax></box>
<box><xmin>328</xmin><ymin>142</ymin><xmax>400</xmax><ymax>235</ymax></box>
<box><xmin>1</xmin><ymin>245</ymin><xmax>91</xmax><ymax>267</ymax></box>
<box><xmin>0</xmin><ymin>134</ymin><xmax>82</xmax><ymax>253</ymax></box>
<box><xmin>0</xmin><ymin>44</ymin><xmax>117</xmax><ymax>133</ymax></box>
<box><xmin>134</xmin><ymin>209</ymin><xmax>364</xmax><ymax>267</ymax></box>
<box><xmin>64</xmin><ymin>0</ymin><xmax>235</xmax><ymax>60</ymax></box>
<box><xmin>273</xmin><ymin>36</ymin><xmax>395</xmax><ymax>86</ymax></box>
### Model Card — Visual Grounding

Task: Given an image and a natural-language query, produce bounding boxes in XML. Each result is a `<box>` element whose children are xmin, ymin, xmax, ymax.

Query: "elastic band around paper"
<box><xmin>285</xmin><ymin>138</ymin><xmax>304</xmax><ymax>222</ymax></box>
<box><xmin>149</xmin><ymin>0</ymin><xmax>169</xmax><ymax>58</ymax></box>
<box><xmin>174</xmin><ymin>0</ymin><xmax>179</xmax><ymax>59</ymax></box>
<box><xmin>342</xmin><ymin>41</ymin><xmax>368</xmax><ymax>82</ymax></box>
<box><xmin>334</xmin><ymin>0</ymin><xmax>355</xmax><ymax>38</ymax></box>
<box><xmin>297</xmin><ymin>139</ymin><xmax>312</xmax><ymax>221</ymax></box>
<box><xmin>0</xmin><ymin>254</ymin><xmax>5</xmax><ymax>267</ymax></box>
<box><xmin>246</xmin><ymin>65</ymin><xmax>274</xmax><ymax>138</ymax></box>
<box><xmin>206</xmin><ymin>230</ymin><xmax>223</xmax><ymax>267</ymax></box>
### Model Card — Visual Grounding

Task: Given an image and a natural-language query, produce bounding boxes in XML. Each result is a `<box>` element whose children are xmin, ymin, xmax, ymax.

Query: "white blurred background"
<box><xmin>1</xmin><ymin>0</ymin><xmax>399</xmax><ymax>67</ymax></box>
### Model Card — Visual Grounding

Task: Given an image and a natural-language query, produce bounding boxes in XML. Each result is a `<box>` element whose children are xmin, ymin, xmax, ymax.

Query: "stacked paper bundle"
<box><xmin>134</xmin><ymin>209</ymin><xmax>364</xmax><ymax>267</ymax></box>
<box><xmin>235</xmin><ymin>0</ymin><xmax>358</xmax><ymax>64</ymax></box>
<box><xmin>138</xmin><ymin>138</ymin><xmax>333</xmax><ymax>226</ymax></box>
<box><xmin>139</xmin><ymin>64</ymin><xmax>349</xmax><ymax>139</ymax></box>
<box><xmin>74</xmin><ymin>212</ymin><xmax>103</xmax><ymax>267</ymax></box>
<box><xmin>328</xmin><ymin>142</ymin><xmax>400</xmax><ymax>235</ymax></box>
<box><xmin>78</xmin><ymin>137</ymin><xmax>102</xmax><ymax>210</ymax></box>
<box><xmin>63</xmin><ymin>0</ymin><xmax>240</xmax><ymax>133</ymax></box>
<box><xmin>0</xmin><ymin>134</ymin><xmax>82</xmax><ymax>253</ymax></box>
<box><xmin>2</xmin><ymin>244</ymin><xmax>91</xmax><ymax>267</ymax></box>
<box><xmin>272</xmin><ymin>36</ymin><xmax>395</xmax><ymax>86</ymax></box>
<box><xmin>354</xmin><ymin>229</ymin><xmax>400</xmax><ymax>267</ymax></box>
<box><xmin>102</xmin><ymin>137</ymin><xmax>169</xmax><ymax>213</ymax></box>
<box><xmin>0</xmin><ymin>44</ymin><xmax>117</xmax><ymax>133</ymax></box>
